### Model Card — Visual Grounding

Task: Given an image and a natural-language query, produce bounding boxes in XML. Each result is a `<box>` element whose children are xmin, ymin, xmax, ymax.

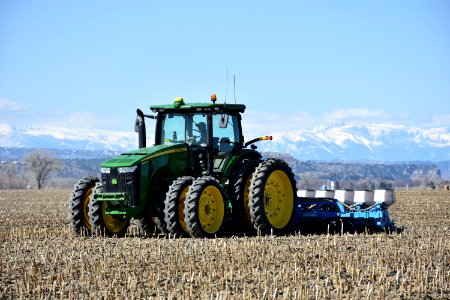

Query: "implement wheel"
<box><xmin>68</xmin><ymin>176</ymin><xmax>99</xmax><ymax>236</ymax></box>
<box><xmin>249</xmin><ymin>159</ymin><xmax>297</xmax><ymax>235</ymax></box>
<box><xmin>184</xmin><ymin>176</ymin><xmax>227</xmax><ymax>238</ymax></box>
<box><xmin>164</xmin><ymin>176</ymin><xmax>194</xmax><ymax>238</ymax></box>
<box><xmin>88</xmin><ymin>182</ymin><xmax>130</xmax><ymax>237</ymax></box>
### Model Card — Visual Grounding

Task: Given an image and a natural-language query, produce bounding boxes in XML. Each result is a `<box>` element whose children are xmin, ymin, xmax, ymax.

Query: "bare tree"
<box><xmin>4</xmin><ymin>163</ymin><xmax>17</xmax><ymax>188</ymax></box>
<box><xmin>1</xmin><ymin>163</ymin><xmax>27</xmax><ymax>189</ymax></box>
<box><xmin>24</xmin><ymin>151</ymin><xmax>61</xmax><ymax>189</ymax></box>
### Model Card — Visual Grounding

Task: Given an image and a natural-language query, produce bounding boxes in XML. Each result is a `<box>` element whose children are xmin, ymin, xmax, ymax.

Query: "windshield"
<box><xmin>160</xmin><ymin>113</ymin><xmax>207</xmax><ymax>145</ymax></box>
<box><xmin>159</xmin><ymin>112</ymin><xmax>241</xmax><ymax>151</ymax></box>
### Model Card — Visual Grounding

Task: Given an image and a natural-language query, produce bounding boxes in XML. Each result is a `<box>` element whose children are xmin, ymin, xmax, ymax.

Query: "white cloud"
<box><xmin>242</xmin><ymin>111</ymin><xmax>316</xmax><ymax>137</ymax></box>
<box><xmin>0</xmin><ymin>99</ymin><xmax>27</xmax><ymax>111</ymax></box>
<box><xmin>240</xmin><ymin>108</ymin><xmax>445</xmax><ymax>143</ymax></box>
<box><xmin>428</xmin><ymin>114</ymin><xmax>450</xmax><ymax>129</ymax></box>
<box><xmin>241</xmin><ymin>108</ymin><xmax>395</xmax><ymax>137</ymax></box>
<box><xmin>46</xmin><ymin>111</ymin><xmax>127</xmax><ymax>129</ymax></box>
<box><xmin>0</xmin><ymin>123</ymin><xmax>13</xmax><ymax>134</ymax></box>
<box><xmin>324</xmin><ymin>108</ymin><xmax>390</xmax><ymax>122</ymax></box>
<box><xmin>0</xmin><ymin>102</ymin><xmax>130</xmax><ymax>130</ymax></box>
<box><xmin>1</xmin><ymin>101</ymin><xmax>447</xmax><ymax>142</ymax></box>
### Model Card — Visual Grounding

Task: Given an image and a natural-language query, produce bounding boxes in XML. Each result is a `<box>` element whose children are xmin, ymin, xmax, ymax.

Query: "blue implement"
<box><xmin>295</xmin><ymin>197</ymin><xmax>402</xmax><ymax>234</ymax></box>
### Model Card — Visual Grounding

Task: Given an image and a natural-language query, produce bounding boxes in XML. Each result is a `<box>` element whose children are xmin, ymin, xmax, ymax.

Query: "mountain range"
<box><xmin>260</xmin><ymin>122</ymin><xmax>450</xmax><ymax>161</ymax></box>
<box><xmin>1</xmin><ymin>122</ymin><xmax>449</xmax><ymax>162</ymax></box>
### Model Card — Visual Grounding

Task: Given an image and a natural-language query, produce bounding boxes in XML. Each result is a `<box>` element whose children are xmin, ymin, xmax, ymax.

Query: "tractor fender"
<box><xmin>222</xmin><ymin>149</ymin><xmax>262</xmax><ymax>178</ymax></box>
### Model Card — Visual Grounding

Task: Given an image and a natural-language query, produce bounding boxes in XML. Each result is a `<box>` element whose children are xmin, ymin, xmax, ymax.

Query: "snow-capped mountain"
<box><xmin>0</xmin><ymin>122</ymin><xmax>449</xmax><ymax>161</ymax></box>
<box><xmin>0</xmin><ymin>124</ymin><xmax>138</xmax><ymax>152</ymax></box>
<box><xmin>258</xmin><ymin>122</ymin><xmax>450</xmax><ymax>161</ymax></box>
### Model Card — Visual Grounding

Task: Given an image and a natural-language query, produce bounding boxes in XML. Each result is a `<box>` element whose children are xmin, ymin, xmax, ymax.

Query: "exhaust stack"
<box><xmin>135</xmin><ymin>109</ymin><xmax>146</xmax><ymax>149</ymax></box>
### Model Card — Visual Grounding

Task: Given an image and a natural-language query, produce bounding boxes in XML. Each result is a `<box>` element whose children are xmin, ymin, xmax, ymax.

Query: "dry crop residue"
<box><xmin>0</xmin><ymin>190</ymin><xmax>449</xmax><ymax>299</ymax></box>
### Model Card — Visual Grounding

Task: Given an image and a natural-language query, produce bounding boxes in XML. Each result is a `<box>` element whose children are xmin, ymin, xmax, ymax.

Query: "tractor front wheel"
<box><xmin>89</xmin><ymin>182</ymin><xmax>130</xmax><ymax>237</ymax></box>
<box><xmin>68</xmin><ymin>176</ymin><xmax>99</xmax><ymax>236</ymax></box>
<box><xmin>249</xmin><ymin>159</ymin><xmax>297</xmax><ymax>235</ymax></box>
<box><xmin>164</xmin><ymin>176</ymin><xmax>194</xmax><ymax>238</ymax></box>
<box><xmin>184</xmin><ymin>176</ymin><xmax>227</xmax><ymax>238</ymax></box>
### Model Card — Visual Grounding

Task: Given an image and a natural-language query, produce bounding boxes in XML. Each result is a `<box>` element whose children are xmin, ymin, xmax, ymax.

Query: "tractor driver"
<box><xmin>196</xmin><ymin>122</ymin><xmax>207</xmax><ymax>145</ymax></box>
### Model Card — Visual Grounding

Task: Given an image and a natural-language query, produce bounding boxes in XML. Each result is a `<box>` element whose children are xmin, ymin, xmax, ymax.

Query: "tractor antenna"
<box><xmin>233</xmin><ymin>75</ymin><xmax>236</xmax><ymax>104</ymax></box>
<box><xmin>224</xmin><ymin>68</ymin><xmax>229</xmax><ymax>104</ymax></box>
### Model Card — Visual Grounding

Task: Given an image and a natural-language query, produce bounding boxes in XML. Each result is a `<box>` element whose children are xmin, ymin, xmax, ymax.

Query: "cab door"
<box><xmin>211</xmin><ymin>113</ymin><xmax>242</xmax><ymax>173</ymax></box>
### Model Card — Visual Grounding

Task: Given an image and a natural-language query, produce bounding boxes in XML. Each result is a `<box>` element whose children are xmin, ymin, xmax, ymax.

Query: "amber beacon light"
<box><xmin>211</xmin><ymin>94</ymin><xmax>217</xmax><ymax>104</ymax></box>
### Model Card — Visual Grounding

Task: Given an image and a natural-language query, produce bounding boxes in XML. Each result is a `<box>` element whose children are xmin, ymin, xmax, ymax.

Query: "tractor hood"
<box><xmin>100</xmin><ymin>143</ymin><xmax>188</xmax><ymax>168</ymax></box>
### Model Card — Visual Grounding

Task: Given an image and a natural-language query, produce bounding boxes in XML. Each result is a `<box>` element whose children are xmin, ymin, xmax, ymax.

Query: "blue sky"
<box><xmin>1</xmin><ymin>0</ymin><xmax>449</xmax><ymax>136</ymax></box>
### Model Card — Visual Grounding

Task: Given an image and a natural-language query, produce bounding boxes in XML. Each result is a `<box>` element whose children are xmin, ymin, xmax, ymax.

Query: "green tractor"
<box><xmin>68</xmin><ymin>95</ymin><xmax>297</xmax><ymax>238</ymax></box>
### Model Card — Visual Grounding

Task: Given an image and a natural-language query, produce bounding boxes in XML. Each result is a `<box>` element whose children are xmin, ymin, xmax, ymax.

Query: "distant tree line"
<box><xmin>0</xmin><ymin>150</ymin><xmax>447</xmax><ymax>190</ymax></box>
<box><xmin>0</xmin><ymin>151</ymin><xmax>61</xmax><ymax>189</ymax></box>
<box><xmin>262</xmin><ymin>152</ymin><xmax>444</xmax><ymax>190</ymax></box>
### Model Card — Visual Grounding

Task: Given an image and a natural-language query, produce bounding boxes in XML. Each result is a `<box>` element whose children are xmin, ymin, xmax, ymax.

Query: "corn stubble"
<box><xmin>0</xmin><ymin>190</ymin><xmax>449</xmax><ymax>299</ymax></box>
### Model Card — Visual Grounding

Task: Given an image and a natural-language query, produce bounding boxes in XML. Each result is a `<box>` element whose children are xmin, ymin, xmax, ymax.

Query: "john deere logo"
<box><xmin>112</xmin><ymin>179</ymin><xmax>118</xmax><ymax>185</ymax></box>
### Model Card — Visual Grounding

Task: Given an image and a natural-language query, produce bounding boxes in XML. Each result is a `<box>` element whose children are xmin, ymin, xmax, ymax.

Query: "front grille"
<box><xmin>101</xmin><ymin>166</ymin><xmax>140</xmax><ymax>207</ymax></box>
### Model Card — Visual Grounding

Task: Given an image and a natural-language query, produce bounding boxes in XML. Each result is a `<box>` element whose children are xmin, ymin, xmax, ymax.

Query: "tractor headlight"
<box><xmin>101</xmin><ymin>167</ymin><xmax>111</xmax><ymax>174</ymax></box>
<box><xmin>118</xmin><ymin>166</ymin><xmax>138</xmax><ymax>173</ymax></box>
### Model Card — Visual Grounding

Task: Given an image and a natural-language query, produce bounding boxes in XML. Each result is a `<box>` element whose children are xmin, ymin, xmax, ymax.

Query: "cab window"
<box><xmin>212</xmin><ymin>114</ymin><xmax>240</xmax><ymax>153</ymax></box>
<box><xmin>160</xmin><ymin>113</ymin><xmax>207</xmax><ymax>145</ymax></box>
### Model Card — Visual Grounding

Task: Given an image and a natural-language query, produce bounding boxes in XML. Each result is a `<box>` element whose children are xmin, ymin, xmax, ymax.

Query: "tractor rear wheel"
<box><xmin>89</xmin><ymin>182</ymin><xmax>130</xmax><ymax>237</ymax></box>
<box><xmin>68</xmin><ymin>176</ymin><xmax>99</xmax><ymax>236</ymax></box>
<box><xmin>249</xmin><ymin>159</ymin><xmax>297</xmax><ymax>235</ymax></box>
<box><xmin>184</xmin><ymin>176</ymin><xmax>227</xmax><ymax>238</ymax></box>
<box><xmin>164</xmin><ymin>176</ymin><xmax>194</xmax><ymax>238</ymax></box>
<box><xmin>229</xmin><ymin>159</ymin><xmax>261</xmax><ymax>234</ymax></box>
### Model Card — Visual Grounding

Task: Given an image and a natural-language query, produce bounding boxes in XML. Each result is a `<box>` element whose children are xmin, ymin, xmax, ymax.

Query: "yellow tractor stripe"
<box><xmin>142</xmin><ymin>148</ymin><xmax>187</xmax><ymax>162</ymax></box>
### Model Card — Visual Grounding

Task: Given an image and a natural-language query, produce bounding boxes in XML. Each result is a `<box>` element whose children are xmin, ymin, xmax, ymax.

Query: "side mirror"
<box><xmin>219</xmin><ymin>114</ymin><xmax>229</xmax><ymax>128</ymax></box>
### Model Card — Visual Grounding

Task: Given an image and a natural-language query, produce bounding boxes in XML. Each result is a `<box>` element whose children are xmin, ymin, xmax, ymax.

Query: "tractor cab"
<box><xmin>149</xmin><ymin>95</ymin><xmax>247</xmax><ymax>177</ymax></box>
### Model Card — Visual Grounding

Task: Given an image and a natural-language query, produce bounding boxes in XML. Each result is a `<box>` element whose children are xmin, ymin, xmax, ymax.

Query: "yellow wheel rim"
<box><xmin>243</xmin><ymin>174</ymin><xmax>252</xmax><ymax>222</ymax></box>
<box><xmin>178</xmin><ymin>186</ymin><xmax>189</xmax><ymax>233</ymax></box>
<box><xmin>82</xmin><ymin>187</ymin><xmax>92</xmax><ymax>231</ymax></box>
<box><xmin>198</xmin><ymin>185</ymin><xmax>224</xmax><ymax>234</ymax></box>
<box><xmin>102</xmin><ymin>202</ymin><xmax>128</xmax><ymax>234</ymax></box>
<box><xmin>263</xmin><ymin>170</ymin><xmax>293</xmax><ymax>229</ymax></box>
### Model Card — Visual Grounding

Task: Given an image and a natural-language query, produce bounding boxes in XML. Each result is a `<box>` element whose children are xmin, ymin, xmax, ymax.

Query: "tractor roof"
<box><xmin>150</xmin><ymin>98</ymin><xmax>246</xmax><ymax>114</ymax></box>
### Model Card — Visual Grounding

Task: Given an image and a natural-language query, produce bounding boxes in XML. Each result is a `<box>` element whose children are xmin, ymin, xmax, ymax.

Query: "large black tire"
<box><xmin>148</xmin><ymin>167</ymin><xmax>174</xmax><ymax>235</ymax></box>
<box><xmin>184</xmin><ymin>176</ymin><xmax>228</xmax><ymax>238</ymax></box>
<box><xmin>164</xmin><ymin>176</ymin><xmax>194</xmax><ymax>238</ymax></box>
<box><xmin>249</xmin><ymin>159</ymin><xmax>297</xmax><ymax>235</ymax></box>
<box><xmin>88</xmin><ymin>182</ymin><xmax>130</xmax><ymax>237</ymax></box>
<box><xmin>68</xmin><ymin>176</ymin><xmax>99</xmax><ymax>236</ymax></box>
<box><xmin>229</xmin><ymin>159</ymin><xmax>261</xmax><ymax>235</ymax></box>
